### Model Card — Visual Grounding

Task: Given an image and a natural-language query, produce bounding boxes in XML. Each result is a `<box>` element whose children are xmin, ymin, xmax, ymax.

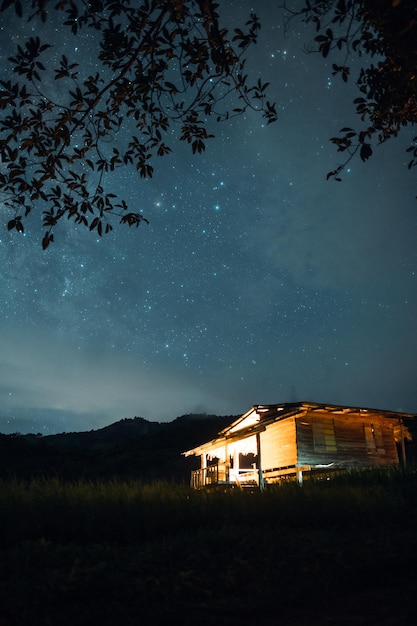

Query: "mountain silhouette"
<box><xmin>0</xmin><ymin>414</ymin><xmax>235</xmax><ymax>482</ymax></box>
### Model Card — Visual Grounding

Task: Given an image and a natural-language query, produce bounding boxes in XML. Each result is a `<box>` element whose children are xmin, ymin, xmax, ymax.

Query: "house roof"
<box><xmin>182</xmin><ymin>401</ymin><xmax>415</xmax><ymax>456</ymax></box>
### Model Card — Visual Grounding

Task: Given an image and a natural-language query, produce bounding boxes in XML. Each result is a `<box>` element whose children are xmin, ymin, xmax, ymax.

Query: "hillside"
<box><xmin>0</xmin><ymin>413</ymin><xmax>236</xmax><ymax>482</ymax></box>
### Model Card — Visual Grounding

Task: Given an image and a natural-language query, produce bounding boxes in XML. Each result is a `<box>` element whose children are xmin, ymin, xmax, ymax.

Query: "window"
<box><xmin>313</xmin><ymin>419</ymin><xmax>337</xmax><ymax>453</ymax></box>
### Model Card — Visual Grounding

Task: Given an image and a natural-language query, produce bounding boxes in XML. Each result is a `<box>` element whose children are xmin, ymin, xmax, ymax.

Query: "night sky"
<box><xmin>1</xmin><ymin>2</ymin><xmax>416</xmax><ymax>435</ymax></box>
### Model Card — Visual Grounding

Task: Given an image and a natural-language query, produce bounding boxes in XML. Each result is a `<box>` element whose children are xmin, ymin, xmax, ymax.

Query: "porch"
<box><xmin>190</xmin><ymin>462</ymin><xmax>315</xmax><ymax>488</ymax></box>
<box><xmin>190</xmin><ymin>463</ymin><xmax>260</xmax><ymax>489</ymax></box>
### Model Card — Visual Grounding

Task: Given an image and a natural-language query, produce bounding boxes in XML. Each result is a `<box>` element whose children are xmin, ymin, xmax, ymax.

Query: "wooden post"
<box><xmin>400</xmin><ymin>420</ymin><xmax>407</xmax><ymax>468</ymax></box>
<box><xmin>296</xmin><ymin>469</ymin><xmax>303</xmax><ymax>486</ymax></box>
<box><xmin>234</xmin><ymin>446</ymin><xmax>240</xmax><ymax>486</ymax></box>
<box><xmin>225</xmin><ymin>443</ymin><xmax>229</xmax><ymax>483</ymax></box>
<box><xmin>256</xmin><ymin>432</ymin><xmax>265</xmax><ymax>491</ymax></box>
<box><xmin>201</xmin><ymin>453</ymin><xmax>207</xmax><ymax>487</ymax></box>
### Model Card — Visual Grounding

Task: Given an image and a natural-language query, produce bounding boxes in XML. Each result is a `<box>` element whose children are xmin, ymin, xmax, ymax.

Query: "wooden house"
<box><xmin>183</xmin><ymin>402</ymin><xmax>414</xmax><ymax>488</ymax></box>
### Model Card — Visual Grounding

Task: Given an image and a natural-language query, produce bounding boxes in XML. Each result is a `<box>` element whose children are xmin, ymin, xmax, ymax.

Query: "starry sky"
<box><xmin>1</xmin><ymin>1</ymin><xmax>416</xmax><ymax>434</ymax></box>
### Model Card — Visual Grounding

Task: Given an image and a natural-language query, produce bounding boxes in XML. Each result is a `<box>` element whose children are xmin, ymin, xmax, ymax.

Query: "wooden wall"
<box><xmin>259</xmin><ymin>418</ymin><xmax>297</xmax><ymax>470</ymax></box>
<box><xmin>296</xmin><ymin>411</ymin><xmax>399</xmax><ymax>467</ymax></box>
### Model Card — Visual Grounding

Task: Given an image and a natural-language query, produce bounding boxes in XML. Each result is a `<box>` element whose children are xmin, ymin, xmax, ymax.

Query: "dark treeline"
<box><xmin>0</xmin><ymin>414</ymin><xmax>234</xmax><ymax>482</ymax></box>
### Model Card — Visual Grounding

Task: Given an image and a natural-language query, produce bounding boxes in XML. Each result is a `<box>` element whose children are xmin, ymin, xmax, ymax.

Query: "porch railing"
<box><xmin>190</xmin><ymin>464</ymin><xmax>259</xmax><ymax>489</ymax></box>
<box><xmin>190</xmin><ymin>464</ymin><xmax>228</xmax><ymax>489</ymax></box>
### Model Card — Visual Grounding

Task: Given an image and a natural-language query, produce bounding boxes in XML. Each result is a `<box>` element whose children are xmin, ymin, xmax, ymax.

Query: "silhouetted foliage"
<box><xmin>284</xmin><ymin>0</ymin><xmax>417</xmax><ymax>186</ymax></box>
<box><xmin>0</xmin><ymin>0</ymin><xmax>276</xmax><ymax>246</ymax></box>
<box><xmin>0</xmin><ymin>414</ymin><xmax>235</xmax><ymax>482</ymax></box>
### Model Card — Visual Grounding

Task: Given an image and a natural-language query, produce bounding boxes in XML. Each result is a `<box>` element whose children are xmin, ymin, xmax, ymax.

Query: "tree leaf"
<box><xmin>360</xmin><ymin>142</ymin><xmax>372</xmax><ymax>162</ymax></box>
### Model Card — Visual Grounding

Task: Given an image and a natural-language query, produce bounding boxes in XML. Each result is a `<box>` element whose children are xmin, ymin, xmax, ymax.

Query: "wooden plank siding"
<box><xmin>296</xmin><ymin>412</ymin><xmax>399</xmax><ymax>468</ymax></box>
<box><xmin>259</xmin><ymin>418</ymin><xmax>297</xmax><ymax>470</ymax></box>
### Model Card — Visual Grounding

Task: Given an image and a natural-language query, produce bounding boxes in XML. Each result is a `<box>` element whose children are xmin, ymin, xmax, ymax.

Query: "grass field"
<box><xmin>1</xmin><ymin>469</ymin><xmax>416</xmax><ymax>625</ymax></box>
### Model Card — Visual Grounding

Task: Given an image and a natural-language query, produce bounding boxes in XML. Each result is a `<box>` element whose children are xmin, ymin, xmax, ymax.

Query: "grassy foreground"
<box><xmin>1</xmin><ymin>469</ymin><xmax>417</xmax><ymax>625</ymax></box>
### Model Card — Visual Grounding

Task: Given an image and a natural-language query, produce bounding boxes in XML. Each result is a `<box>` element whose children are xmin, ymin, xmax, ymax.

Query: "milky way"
<box><xmin>1</xmin><ymin>1</ymin><xmax>416</xmax><ymax>434</ymax></box>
